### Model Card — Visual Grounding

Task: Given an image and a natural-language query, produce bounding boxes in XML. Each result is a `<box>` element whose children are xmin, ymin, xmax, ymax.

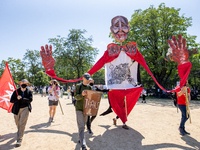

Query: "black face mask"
<box><xmin>21</xmin><ymin>84</ymin><xmax>27</xmax><ymax>88</ymax></box>
<box><xmin>89</xmin><ymin>83</ymin><xmax>94</xmax><ymax>86</ymax></box>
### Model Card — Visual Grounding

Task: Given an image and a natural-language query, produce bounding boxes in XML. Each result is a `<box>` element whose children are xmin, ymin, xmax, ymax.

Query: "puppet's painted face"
<box><xmin>110</xmin><ymin>16</ymin><xmax>130</xmax><ymax>43</ymax></box>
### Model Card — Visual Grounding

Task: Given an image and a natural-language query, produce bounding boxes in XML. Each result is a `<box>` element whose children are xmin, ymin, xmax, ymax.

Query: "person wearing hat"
<box><xmin>48</xmin><ymin>79</ymin><xmax>60</xmax><ymax>123</ymax></box>
<box><xmin>74</xmin><ymin>73</ymin><xmax>92</xmax><ymax>150</ymax></box>
<box><xmin>10</xmin><ymin>79</ymin><xmax>33</xmax><ymax>147</ymax></box>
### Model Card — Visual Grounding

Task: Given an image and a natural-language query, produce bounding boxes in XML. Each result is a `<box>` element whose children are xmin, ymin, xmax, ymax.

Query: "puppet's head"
<box><xmin>110</xmin><ymin>16</ymin><xmax>130</xmax><ymax>43</ymax></box>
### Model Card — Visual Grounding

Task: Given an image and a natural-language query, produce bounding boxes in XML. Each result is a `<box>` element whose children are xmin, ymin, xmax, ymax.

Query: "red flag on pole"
<box><xmin>0</xmin><ymin>62</ymin><xmax>17</xmax><ymax>113</ymax></box>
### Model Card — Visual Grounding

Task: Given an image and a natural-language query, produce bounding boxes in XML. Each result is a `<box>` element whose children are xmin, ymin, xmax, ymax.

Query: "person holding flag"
<box><xmin>10</xmin><ymin>79</ymin><xmax>33</xmax><ymax>147</ymax></box>
<box><xmin>175</xmin><ymin>81</ymin><xmax>191</xmax><ymax>135</ymax></box>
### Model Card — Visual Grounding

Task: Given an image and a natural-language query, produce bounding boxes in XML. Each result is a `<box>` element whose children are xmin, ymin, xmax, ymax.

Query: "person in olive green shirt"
<box><xmin>74</xmin><ymin>73</ymin><xmax>92</xmax><ymax>150</ymax></box>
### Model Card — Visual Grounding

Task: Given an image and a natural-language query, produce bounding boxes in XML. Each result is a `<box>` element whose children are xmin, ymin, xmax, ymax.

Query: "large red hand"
<box><xmin>40</xmin><ymin>44</ymin><xmax>55</xmax><ymax>72</ymax></box>
<box><xmin>167</xmin><ymin>34</ymin><xmax>189</xmax><ymax>65</ymax></box>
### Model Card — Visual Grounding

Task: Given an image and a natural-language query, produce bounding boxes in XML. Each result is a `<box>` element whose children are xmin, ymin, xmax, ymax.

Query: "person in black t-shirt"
<box><xmin>10</xmin><ymin>79</ymin><xmax>33</xmax><ymax>147</ymax></box>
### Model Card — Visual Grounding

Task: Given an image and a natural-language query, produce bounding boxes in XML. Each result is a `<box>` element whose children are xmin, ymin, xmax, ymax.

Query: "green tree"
<box><xmin>49</xmin><ymin>29</ymin><xmax>99</xmax><ymax>79</ymax></box>
<box><xmin>188</xmin><ymin>53</ymin><xmax>200</xmax><ymax>90</ymax></box>
<box><xmin>123</xmin><ymin>3</ymin><xmax>199</xmax><ymax>90</ymax></box>
<box><xmin>0</xmin><ymin>61</ymin><xmax>6</xmax><ymax>76</ymax></box>
<box><xmin>23</xmin><ymin>49</ymin><xmax>43</xmax><ymax>85</ymax></box>
<box><xmin>0</xmin><ymin>58</ymin><xmax>27</xmax><ymax>84</ymax></box>
<box><xmin>92</xmin><ymin>69</ymin><xmax>105</xmax><ymax>85</ymax></box>
<box><xmin>34</xmin><ymin>71</ymin><xmax>49</xmax><ymax>87</ymax></box>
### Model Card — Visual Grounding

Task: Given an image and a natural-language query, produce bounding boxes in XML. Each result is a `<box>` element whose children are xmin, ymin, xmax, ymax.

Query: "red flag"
<box><xmin>0</xmin><ymin>62</ymin><xmax>16</xmax><ymax>113</ymax></box>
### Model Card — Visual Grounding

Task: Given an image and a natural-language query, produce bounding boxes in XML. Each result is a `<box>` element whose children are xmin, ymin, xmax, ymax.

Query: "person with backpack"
<box><xmin>175</xmin><ymin>81</ymin><xmax>191</xmax><ymax>135</ymax></box>
<box><xmin>10</xmin><ymin>79</ymin><xmax>33</xmax><ymax>147</ymax></box>
<box><xmin>74</xmin><ymin>73</ymin><xmax>92</xmax><ymax>150</ymax></box>
<box><xmin>86</xmin><ymin>80</ymin><xmax>110</xmax><ymax>134</ymax></box>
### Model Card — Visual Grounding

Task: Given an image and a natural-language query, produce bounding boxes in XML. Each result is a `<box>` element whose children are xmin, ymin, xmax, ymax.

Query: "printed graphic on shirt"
<box><xmin>107</xmin><ymin>62</ymin><xmax>136</xmax><ymax>86</ymax></box>
<box><xmin>105</xmin><ymin>51</ymin><xmax>141</xmax><ymax>89</ymax></box>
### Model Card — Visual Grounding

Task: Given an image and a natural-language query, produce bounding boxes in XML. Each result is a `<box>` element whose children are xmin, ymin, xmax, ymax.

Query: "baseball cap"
<box><xmin>83</xmin><ymin>73</ymin><xmax>92</xmax><ymax>80</ymax></box>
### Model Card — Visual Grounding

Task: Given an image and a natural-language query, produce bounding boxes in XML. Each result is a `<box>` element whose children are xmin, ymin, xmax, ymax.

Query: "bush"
<box><xmin>104</xmin><ymin>94</ymin><xmax>108</xmax><ymax>98</ymax></box>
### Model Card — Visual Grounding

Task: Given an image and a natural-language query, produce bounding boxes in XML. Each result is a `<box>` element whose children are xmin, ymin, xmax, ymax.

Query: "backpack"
<box><xmin>78</xmin><ymin>83</ymin><xmax>82</xmax><ymax>94</ymax></box>
<box><xmin>76</xmin><ymin>83</ymin><xmax>91</xmax><ymax>94</ymax></box>
<box><xmin>72</xmin><ymin>83</ymin><xmax>83</xmax><ymax>106</ymax></box>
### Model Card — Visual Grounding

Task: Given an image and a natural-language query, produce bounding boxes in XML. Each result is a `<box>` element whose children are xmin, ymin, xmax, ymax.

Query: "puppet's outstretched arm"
<box><xmin>167</xmin><ymin>35</ymin><xmax>192</xmax><ymax>87</ymax></box>
<box><xmin>40</xmin><ymin>45</ymin><xmax>113</xmax><ymax>82</ymax></box>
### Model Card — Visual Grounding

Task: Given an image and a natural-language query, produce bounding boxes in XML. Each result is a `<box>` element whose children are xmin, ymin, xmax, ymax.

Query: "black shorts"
<box><xmin>49</xmin><ymin>100</ymin><xmax>58</xmax><ymax>106</ymax></box>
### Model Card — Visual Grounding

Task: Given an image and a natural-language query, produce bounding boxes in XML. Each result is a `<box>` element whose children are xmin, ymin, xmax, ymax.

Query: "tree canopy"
<box><xmin>123</xmin><ymin>3</ymin><xmax>200</xmax><ymax>90</ymax></box>
<box><xmin>49</xmin><ymin>29</ymin><xmax>99</xmax><ymax>79</ymax></box>
<box><xmin>23</xmin><ymin>49</ymin><xmax>43</xmax><ymax>85</ymax></box>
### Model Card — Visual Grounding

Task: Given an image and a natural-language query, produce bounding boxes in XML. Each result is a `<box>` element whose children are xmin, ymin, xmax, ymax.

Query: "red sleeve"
<box><xmin>45</xmin><ymin>50</ymin><xmax>117</xmax><ymax>83</ymax></box>
<box><xmin>175</xmin><ymin>87</ymin><xmax>181</xmax><ymax>93</ymax></box>
<box><xmin>87</xmin><ymin>50</ymin><xmax>118</xmax><ymax>75</ymax></box>
<box><xmin>188</xmin><ymin>87</ymin><xmax>190</xmax><ymax>93</ymax></box>
<box><xmin>127</xmin><ymin>50</ymin><xmax>191</xmax><ymax>93</ymax></box>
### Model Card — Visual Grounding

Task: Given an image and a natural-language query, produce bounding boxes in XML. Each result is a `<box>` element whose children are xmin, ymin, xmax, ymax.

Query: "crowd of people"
<box><xmin>10</xmin><ymin>75</ymin><xmax>192</xmax><ymax>149</ymax></box>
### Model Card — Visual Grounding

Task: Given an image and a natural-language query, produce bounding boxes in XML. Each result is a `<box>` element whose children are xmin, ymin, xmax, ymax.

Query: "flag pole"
<box><xmin>184</xmin><ymin>87</ymin><xmax>191</xmax><ymax>123</ymax></box>
<box><xmin>53</xmin><ymin>83</ymin><xmax>64</xmax><ymax>115</ymax></box>
<box><xmin>58</xmin><ymin>99</ymin><xmax>64</xmax><ymax>115</ymax></box>
<box><xmin>124</xmin><ymin>96</ymin><xmax>127</xmax><ymax>118</ymax></box>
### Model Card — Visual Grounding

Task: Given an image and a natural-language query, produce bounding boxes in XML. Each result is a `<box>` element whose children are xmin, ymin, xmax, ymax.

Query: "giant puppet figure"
<box><xmin>40</xmin><ymin>16</ymin><xmax>192</xmax><ymax>129</ymax></box>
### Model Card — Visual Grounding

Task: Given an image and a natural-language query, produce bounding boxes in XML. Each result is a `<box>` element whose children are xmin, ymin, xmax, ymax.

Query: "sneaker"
<box><xmin>179</xmin><ymin>127</ymin><xmax>185</xmax><ymax>136</ymax></box>
<box><xmin>49</xmin><ymin>117</ymin><xmax>52</xmax><ymax>123</ymax></box>
<box><xmin>16</xmin><ymin>140</ymin><xmax>22</xmax><ymax>147</ymax></box>
<box><xmin>122</xmin><ymin>125</ymin><xmax>129</xmax><ymax>130</ymax></box>
<box><xmin>88</xmin><ymin>128</ymin><xmax>92</xmax><ymax>134</ymax></box>
<box><xmin>82</xmin><ymin>145</ymin><xmax>87</xmax><ymax>150</ymax></box>
<box><xmin>113</xmin><ymin>118</ymin><xmax>117</xmax><ymax>125</ymax></box>
<box><xmin>51</xmin><ymin>118</ymin><xmax>55</xmax><ymax>123</ymax></box>
<box><xmin>183</xmin><ymin>128</ymin><xmax>190</xmax><ymax>135</ymax></box>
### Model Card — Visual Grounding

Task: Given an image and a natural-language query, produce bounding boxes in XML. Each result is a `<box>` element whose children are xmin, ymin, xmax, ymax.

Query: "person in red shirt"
<box><xmin>176</xmin><ymin>81</ymin><xmax>191</xmax><ymax>135</ymax></box>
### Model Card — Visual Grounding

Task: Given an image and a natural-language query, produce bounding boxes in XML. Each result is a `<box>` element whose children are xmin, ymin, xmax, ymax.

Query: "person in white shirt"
<box><xmin>48</xmin><ymin>79</ymin><xmax>60</xmax><ymax>123</ymax></box>
<box><xmin>42</xmin><ymin>86</ymin><xmax>46</xmax><ymax>97</ymax></box>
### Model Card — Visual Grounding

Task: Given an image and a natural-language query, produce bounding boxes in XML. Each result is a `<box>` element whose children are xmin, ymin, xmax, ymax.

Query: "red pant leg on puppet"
<box><xmin>108</xmin><ymin>87</ymin><xmax>143</xmax><ymax>123</ymax></box>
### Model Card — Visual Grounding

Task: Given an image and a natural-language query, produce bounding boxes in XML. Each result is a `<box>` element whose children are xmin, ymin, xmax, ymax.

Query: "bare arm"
<box><xmin>48</xmin><ymin>85</ymin><xmax>55</xmax><ymax>93</ymax></box>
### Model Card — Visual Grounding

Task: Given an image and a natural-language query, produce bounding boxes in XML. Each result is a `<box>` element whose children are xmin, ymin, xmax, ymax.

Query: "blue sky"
<box><xmin>0</xmin><ymin>0</ymin><xmax>199</xmax><ymax>63</ymax></box>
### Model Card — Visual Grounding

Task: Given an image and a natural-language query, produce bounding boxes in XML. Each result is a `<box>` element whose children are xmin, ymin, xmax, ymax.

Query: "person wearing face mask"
<box><xmin>74</xmin><ymin>73</ymin><xmax>92</xmax><ymax>150</ymax></box>
<box><xmin>86</xmin><ymin>80</ymin><xmax>110</xmax><ymax>134</ymax></box>
<box><xmin>10</xmin><ymin>79</ymin><xmax>33</xmax><ymax>147</ymax></box>
<box><xmin>48</xmin><ymin>79</ymin><xmax>60</xmax><ymax>123</ymax></box>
